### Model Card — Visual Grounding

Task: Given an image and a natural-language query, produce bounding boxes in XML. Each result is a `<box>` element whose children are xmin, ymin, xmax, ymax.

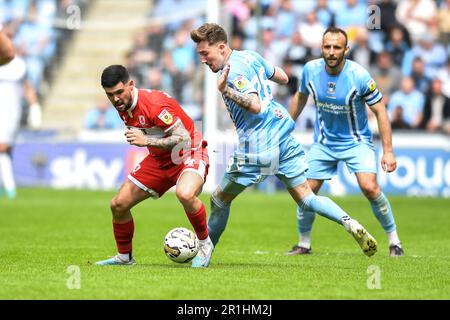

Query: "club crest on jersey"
<box><xmin>233</xmin><ymin>76</ymin><xmax>247</xmax><ymax>91</ymax></box>
<box><xmin>367</xmin><ymin>79</ymin><xmax>377</xmax><ymax>92</ymax></box>
<box><xmin>138</xmin><ymin>115</ymin><xmax>146</xmax><ymax>125</ymax></box>
<box><xmin>158</xmin><ymin>109</ymin><xmax>173</xmax><ymax>125</ymax></box>
<box><xmin>274</xmin><ymin>108</ymin><xmax>284</xmax><ymax>119</ymax></box>
<box><xmin>327</xmin><ymin>82</ymin><xmax>336</xmax><ymax>94</ymax></box>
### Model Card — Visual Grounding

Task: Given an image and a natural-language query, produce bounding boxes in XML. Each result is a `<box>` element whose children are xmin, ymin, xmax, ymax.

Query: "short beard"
<box><xmin>325</xmin><ymin>55</ymin><xmax>345</xmax><ymax>70</ymax></box>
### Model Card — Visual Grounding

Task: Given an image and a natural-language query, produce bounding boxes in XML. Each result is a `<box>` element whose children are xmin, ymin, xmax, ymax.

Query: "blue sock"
<box><xmin>299</xmin><ymin>193</ymin><xmax>347</xmax><ymax>224</ymax></box>
<box><xmin>369</xmin><ymin>192</ymin><xmax>396</xmax><ymax>233</ymax></box>
<box><xmin>297</xmin><ymin>206</ymin><xmax>316</xmax><ymax>234</ymax></box>
<box><xmin>208</xmin><ymin>194</ymin><xmax>231</xmax><ymax>246</ymax></box>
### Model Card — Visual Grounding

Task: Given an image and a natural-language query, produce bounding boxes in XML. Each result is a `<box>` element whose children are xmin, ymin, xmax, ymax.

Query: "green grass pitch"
<box><xmin>0</xmin><ymin>188</ymin><xmax>449</xmax><ymax>299</ymax></box>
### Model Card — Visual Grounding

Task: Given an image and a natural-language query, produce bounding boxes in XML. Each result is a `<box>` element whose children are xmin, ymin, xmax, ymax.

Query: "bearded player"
<box><xmin>95</xmin><ymin>65</ymin><xmax>213</xmax><ymax>267</ymax></box>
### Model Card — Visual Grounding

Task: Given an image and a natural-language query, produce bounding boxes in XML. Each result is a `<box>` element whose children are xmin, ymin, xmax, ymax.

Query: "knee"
<box><xmin>110</xmin><ymin>196</ymin><xmax>131</xmax><ymax>214</ymax></box>
<box><xmin>176</xmin><ymin>188</ymin><xmax>195</xmax><ymax>205</ymax></box>
<box><xmin>360</xmin><ymin>183</ymin><xmax>381</xmax><ymax>199</ymax></box>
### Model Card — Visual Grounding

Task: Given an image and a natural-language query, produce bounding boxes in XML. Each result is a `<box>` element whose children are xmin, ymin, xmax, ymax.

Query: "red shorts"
<box><xmin>128</xmin><ymin>141</ymin><xmax>209</xmax><ymax>198</ymax></box>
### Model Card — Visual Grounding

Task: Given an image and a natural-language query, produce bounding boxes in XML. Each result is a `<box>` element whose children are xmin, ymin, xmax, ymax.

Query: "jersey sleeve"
<box><xmin>359</xmin><ymin>69</ymin><xmax>383</xmax><ymax>106</ymax></box>
<box><xmin>227</xmin><ymin>65</ymin><xmax>257</xmax><ymax>95</ymax></box>
<box><xmin>153</xmin><ymin>94</ymin><xmax>182</xmax><ymax>132</ymax></box>
<box><xmin>257</xmin><ymin>52</ymin><xmax>276</xmax><ymax>79</ymax></box>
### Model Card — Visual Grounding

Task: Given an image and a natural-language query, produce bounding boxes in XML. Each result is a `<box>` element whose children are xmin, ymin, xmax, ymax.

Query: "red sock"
<box><xmin>186</xmin><ymin>203</ymin><xmax>209</xmax><ymax>240</ymax></box>
<box><xmin>113</xmin><ymin>219</ymin><xmax>134</xmax><ymax>255</ymax></box>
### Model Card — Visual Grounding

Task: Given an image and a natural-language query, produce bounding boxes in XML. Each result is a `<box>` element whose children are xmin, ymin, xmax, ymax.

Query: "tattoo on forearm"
<box><xmin>223</xmin><ymin>86</ymin><xmax>256</xmax><ymax>110</ymax></box>
<box><xmin>146</xmin><ymin>123</ymin><xmax>191</xmax><ymax>150</ymax></box>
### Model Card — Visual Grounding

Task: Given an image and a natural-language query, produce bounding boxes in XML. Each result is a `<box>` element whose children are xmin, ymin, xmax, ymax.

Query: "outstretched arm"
<box><xmin>218</xmin><ymin>64</ymin><xmax>261</xmax><ymax>114</ymax></box>
<box><xmin>289</xmin><ymin>92</ymin><xmax>309</xmax><ymax>121</ymax></box>
<box><xmin>270</xmin><ymin>67</ymin><xmax>289</xmax><ymax>85</ymax></box>
<box><xmin>125</xmin><ymin>121</ymin><xmax>191</xmax><ymax>150</ymax></box>
<box><xmin>369</xmin><ymin>100</ymin><xmax>397</xmax><ymax>173</ymax></box>
<box><xmin>0</xmin><ymin>31</ymin><xmax>15</xmax><ymax>65</ymax></box>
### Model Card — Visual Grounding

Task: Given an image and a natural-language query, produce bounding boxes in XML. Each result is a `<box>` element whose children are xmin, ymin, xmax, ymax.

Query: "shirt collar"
<box><xmin>127</xmin><ymin>87</ymin><xmax>139</xmax><ymax>117</ymax></box>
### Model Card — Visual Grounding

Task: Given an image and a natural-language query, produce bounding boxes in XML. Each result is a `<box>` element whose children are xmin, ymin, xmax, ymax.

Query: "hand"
<box><xmin>381</xmin><ymin>151</ymin><xmax>397</xmax><ymax>173</ymax></box>
<box><xmin>125</xmin><ymin>129</ymin><xmax>148</xmax><ymax>147</ymax></box>
<box><xmin>218</xmin><ymin>64</ymin><xmax>230</xmax><ymax>93</ymax></box>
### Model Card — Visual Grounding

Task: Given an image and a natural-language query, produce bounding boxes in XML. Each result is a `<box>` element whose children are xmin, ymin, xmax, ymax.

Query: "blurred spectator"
<box><xmin>146</xmin><ymin>22</ymin><xmax>166</xmax><ymax>57</ymax></box>
<box><xmin>271</xmin><ymin>0</ymin><xmax>297</xmax><ymax>40</ymax></box>
<box><xmin>420</xmin><ymin>78</ymin><xmax>450</xmax><ymax>134</ymax></box>
<box><xmin>388</xmin><ymin>77</ymin><xmax>425</xmax><ymax>129</ymax></box>
<box><xmin>84</xmin><ymin>98</ymin><xmax>123</xmax><ymax>130</ymax></box>
<box><xmin>396</xmin><ymin>0</ymin><xmax>438</xmax><ymax>43</ymax></box>
<box><xmin>230</xmin><ymin>33</ymin><xmax>244</xmax><ymax>50</ymax></box>
<box><xmin>284</xmin><ymin>30</ymin><xmax>313</xmax><ymax>70</ymax></box>
<box><xmin>371</xmin><ymin>51</ymin><xmax>401</xmax><ymax>102</ymax></box>
<box><xmin>142</xmin><ymin>66</ymin><xmax>172</xmax><ymax>93</ymax></box>
<box><xmin>124</xmin><ymin>50</ymin><xmax>144</xmax><ymax>88</ymax></box>
<box><xmin>260</xmin><ymin>26</ymin><xmax>285</xmax><ymax>69</ymax></box>
<box><xmin>334</xmin><ymin>0</ymin><xmax>367</xmax><ymax>33</ymax></box>
<box><xmin>314</xmin><ymin>0</ymin><xmax>335</xmax><ymax>28</ymax></box>
<box><xmin>401</xmin><ymin>33</ymin><xmax>447</xmax><ymax>79</ymax></box>
<box><xmin>14</xmin><ymin>2</ymin><xmax>55</xmax><ymax>94</ymax></box>
<box><xmin>438</xmin><ymin>0</ymin><xmax>450</xmax><ymax>45</ymax></box>
<box><xmin>378</xmin><ymin>0</ymin><xmax>400</xmax><ymax>35</ymax></box>
<box><xmin>162</xmin><ymin>27</ymin><xmax>196</xmax><ymax>103</ymax></box>
<box><xmin>130</xmin><ymin>31</ymin><xmax>156</xmax><ymax>70</ymax></box>
<box><xmin>348</xmin><ymin>27</ymin><xmax>377</xmax><ymax>70</ymax></box>
<box><xmin>298</xmin><ymin>11</ymin><xmax>325</xmax><ymax>54</ymax></box>
<box><xmin>274</xmin><ymin>59</ymin><xmax>298</xmax><ymax>107</ymax></box>
<box><xmin>410</xmin><ymin>56</ymin><xmax>431</xmax><ymax>93</ymax></box>
<box><xmin>437</xmin><ymin>58</ymin><xmax>450</xmax><ymax>98</ymax></box>
<box><xmin>384</xmin><ymin>25</ymin><xmax>410</xmax><ymax>67</ymax></box>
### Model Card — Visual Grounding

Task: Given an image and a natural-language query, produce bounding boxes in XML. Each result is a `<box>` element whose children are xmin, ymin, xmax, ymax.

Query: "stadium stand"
<box><xmin>1</xmin><ymin>0</ymin><xmax>449</xmax><ymax>195</ymax></box>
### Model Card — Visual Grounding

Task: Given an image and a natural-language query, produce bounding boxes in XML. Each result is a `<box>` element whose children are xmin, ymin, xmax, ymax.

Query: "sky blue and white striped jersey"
<box><xmin>223</xmin><ymin>50</ymin><xmax>295</xmax><ymax>160</ymax></box>
<box><xmin>299</xmin><ymin>58</ymin><xmax>382</xmax><ymax>148</ymax></box>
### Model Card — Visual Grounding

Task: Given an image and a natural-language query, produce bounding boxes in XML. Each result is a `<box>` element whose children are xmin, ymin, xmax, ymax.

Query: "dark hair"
<box><xmin>190</xmin><ymin>23</ymin><xmax>228</xmax><ymax>45</ymax></box>
<box><xmin>101</xmin><ymin>65</ymin><xmax>130</xmax><ymax>88</ymax></box>
<box><xmin>323</xmin><ymin>27</ymin><xmax>348</xmax><ymax>47</ymax></box>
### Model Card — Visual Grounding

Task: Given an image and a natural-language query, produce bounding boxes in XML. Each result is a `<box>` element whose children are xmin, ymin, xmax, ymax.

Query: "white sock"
<box><xmin>199</xmin><ymin>236</ymin><xmax>212</xmax><ymax>245</ymax></box>
<box><xmin>341</xmin><ymin>215</ymin><xmax>353</xmax><ymax>232</ymax></box>
<box><xmin>387</xmin><ymin>230</ymin><xmax>401</xmax><ymax>246</ymax></box>
<box><xmin>0</xmin><ymin>153</ymin><xmax>15</xmax><ymax>195</ymax></box>
<box><xmin>117</xmin><ymin>252</ymin><xmax>131</xmax><ymax>262</ymax></box>
<box><xmin>299</xmin><ymin>232</ymin><xmax>311</xmax><ymax>249</ymax></box>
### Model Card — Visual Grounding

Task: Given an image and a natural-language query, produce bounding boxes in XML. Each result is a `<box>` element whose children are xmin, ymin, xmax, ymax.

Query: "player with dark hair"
<box><xmin>96</xmin><ymin>65</ymin><xmax>213</xmax><ymax>267</ymax></box>
<box><xmin>288</xmin><ymin>27</ymin><xmax>404</xmax><ymax>257</ymax></box>
<box><xmin>191</xmin><ymin>23</ymin><xmax>378</xmax><ymax>267</ymax></box>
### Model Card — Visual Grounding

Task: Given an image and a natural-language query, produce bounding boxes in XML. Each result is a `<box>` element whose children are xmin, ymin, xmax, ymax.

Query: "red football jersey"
<box><xmin>119</xmin><ymin>88</ymin><xmax>203</xmax><ymax>158</ymax></box>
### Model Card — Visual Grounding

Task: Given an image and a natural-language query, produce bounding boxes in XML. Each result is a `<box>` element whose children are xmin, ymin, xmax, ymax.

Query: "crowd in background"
<box><xmin>1</xmin><ymin>0</ymin><xmax>449</xmax><ymax>135</ymax></box>
<box><xmin>0</xmin><ymin>0</ymin><xmax>89</xmax><ymax>125</ymax></box>
<box><xmin>124</xmin><ymin>0</ymin><xmax>450</xmax><ymax>135</ymax></box>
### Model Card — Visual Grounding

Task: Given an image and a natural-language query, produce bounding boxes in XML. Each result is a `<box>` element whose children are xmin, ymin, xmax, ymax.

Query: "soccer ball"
<box><xmin>163</xmin><ymin>227</ymin><xmax>199</xmax><ymax>263</ymax></box>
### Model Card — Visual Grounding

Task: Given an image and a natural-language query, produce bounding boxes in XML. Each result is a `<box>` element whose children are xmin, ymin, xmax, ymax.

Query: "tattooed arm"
<box><xmin>218</xmin><ymin>64</ymin><xmax>261</xmax><ymax>114</ymax></box>
<box><xmin>125</xmin><ymin>121</ymin><xmax>191</xmax><ymax>150</ymax></box>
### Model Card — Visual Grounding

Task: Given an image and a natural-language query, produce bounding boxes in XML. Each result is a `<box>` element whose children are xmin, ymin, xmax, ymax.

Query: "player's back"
<box><xmin>224</xmin><ymin>50</ymin><xmax>295</xmax><ymax>159</ymax></box>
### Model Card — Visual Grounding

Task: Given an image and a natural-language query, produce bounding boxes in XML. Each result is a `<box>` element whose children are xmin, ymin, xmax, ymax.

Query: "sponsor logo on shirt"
<box><xmin>367</xmin><ymin>79</ymin><xmax>377</xmax><ymax>92</ymax></box>
<box><xmin>233</xmin><ymin>76</ymin><xmax>247</xmax><ymax>91</ymax></box>
<box><xmin>158</xmin><ymin>109</ymin><xmax>173</xmax><ymax>125</ymax></box>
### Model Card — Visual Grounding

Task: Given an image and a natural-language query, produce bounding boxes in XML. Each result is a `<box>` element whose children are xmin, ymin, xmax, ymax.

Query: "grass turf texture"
<box><xmin>0</xmin><ymin>188</ymin><xmax>449</xmax><ymax>299</ymax></box>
